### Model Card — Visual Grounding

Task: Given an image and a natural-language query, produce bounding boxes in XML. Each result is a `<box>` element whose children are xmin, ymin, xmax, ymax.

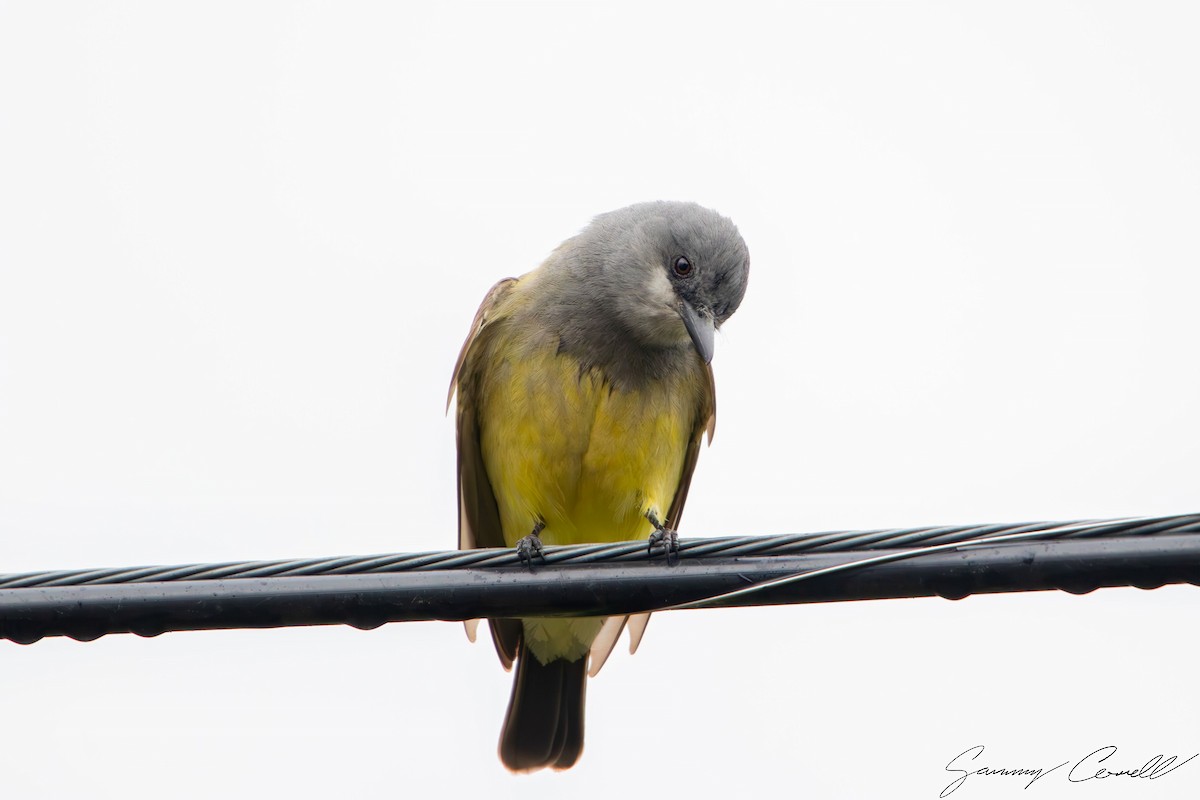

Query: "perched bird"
<box><xmin>449</xmin><ymin>201</ymin><xmax>749</xmax><ymax>771</ymax></box>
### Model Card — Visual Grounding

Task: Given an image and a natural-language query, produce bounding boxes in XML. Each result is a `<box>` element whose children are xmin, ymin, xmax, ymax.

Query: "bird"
<box><xmin>448</xmin><ymin>201</ymin><xmax>749</xmax><ymax>771</ymax></box>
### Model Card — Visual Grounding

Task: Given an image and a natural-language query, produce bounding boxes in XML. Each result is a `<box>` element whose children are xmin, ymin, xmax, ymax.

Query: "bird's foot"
<box><xmin>646</xmin><ymin>511</ymin><xmax>680</xmax><ymax>565</ymax></box>
<box><xmin>516</xmin><ymin>521</ymin><xmax>546</xmax><ymax>566</ymax></box>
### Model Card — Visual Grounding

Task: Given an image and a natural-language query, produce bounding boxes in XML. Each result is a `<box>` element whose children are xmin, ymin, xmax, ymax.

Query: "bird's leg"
<box><xmin>645</xmin><ymin>510</ymin><xmax>680</xmax><ymax>564</ymax></box>
<box><xmin>516</xmin><ymin>520</ymin><xmax>546</xmax><ymax>566</ymax></box>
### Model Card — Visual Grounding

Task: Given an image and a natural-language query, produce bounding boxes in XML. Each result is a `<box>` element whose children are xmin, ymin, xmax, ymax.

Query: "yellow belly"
<box><xmin>480</xmin><ymin>346</ymin><xmax>693</xmax><ymax>548</ymax></box>
<box><xmin>478</xmin><ymin>342</ymin><xmax>697</xmax><ymax>662</ymax></box>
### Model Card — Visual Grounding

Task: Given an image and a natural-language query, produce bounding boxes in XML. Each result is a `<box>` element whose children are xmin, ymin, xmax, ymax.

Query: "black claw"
<box><xmin>646</xmin><ymin>513</ymin><xmax>680</xmax><ymax>565</ymax></box>
<box><xmin>516</xmin><ymin>523</ymin><xmax>546</xmax><ymax>566</ymax></box>
<box><xmin>647</xmin><ymin>527</ymin><xmax>679</xmax><ymax>552</ymax></box>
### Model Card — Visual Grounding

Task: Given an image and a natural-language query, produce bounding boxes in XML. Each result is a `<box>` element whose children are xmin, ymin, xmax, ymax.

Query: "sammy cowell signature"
<box><xmin>941</xmin><ymin>745</ymin><xmax>1197</xmax><ymax>797</ymax></box>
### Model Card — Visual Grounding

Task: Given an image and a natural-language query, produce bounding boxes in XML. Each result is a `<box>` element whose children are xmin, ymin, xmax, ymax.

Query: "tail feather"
<box><xmin>499</xmin><ymin>642</ymin><xmax>587</xmax><ymax>772</ymax></box>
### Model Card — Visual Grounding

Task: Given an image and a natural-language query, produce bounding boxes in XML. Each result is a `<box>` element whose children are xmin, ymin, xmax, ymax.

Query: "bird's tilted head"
<box><xmin>569</xmin><ymin>201</ymin><xmax>750</xmax><ymax>364</ymax></box>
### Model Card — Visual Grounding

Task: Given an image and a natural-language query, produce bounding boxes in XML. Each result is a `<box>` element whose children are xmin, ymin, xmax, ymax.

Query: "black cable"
<box><xmin>2</xmin><ymin>514</ymin><xmax>1197</xmax><ymax>645</ymax></box>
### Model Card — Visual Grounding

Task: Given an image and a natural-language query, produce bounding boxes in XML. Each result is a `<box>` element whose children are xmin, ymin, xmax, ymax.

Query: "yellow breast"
<box><xmin>478</xmin><ymin>339</ymin><xmax>697</xmax><ymax>549</ymax></box>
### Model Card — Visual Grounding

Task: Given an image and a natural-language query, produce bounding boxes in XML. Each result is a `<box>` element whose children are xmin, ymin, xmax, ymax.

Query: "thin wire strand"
<box><xmin>661</xmin><ymin>518</ymin><xmax>1138</xmax><ymax>611</ymax></box>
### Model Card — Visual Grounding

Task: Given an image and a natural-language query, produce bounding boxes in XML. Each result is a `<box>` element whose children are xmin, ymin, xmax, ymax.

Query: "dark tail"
<box><xmin>498</xmin><ymin>641</ymin><xmax>587</xmax><ymax>772</ymax></box>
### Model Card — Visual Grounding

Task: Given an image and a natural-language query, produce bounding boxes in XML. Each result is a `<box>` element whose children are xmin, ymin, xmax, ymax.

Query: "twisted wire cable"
<box><xmin>3</xmin><ymin>513</ymin><xmax>1197</xmax><ymax>590</ymax></box>
<box><xmin>3</xmin><ymin>513</ymin><xmax>1199</xmax><ymax>645</ymax></box>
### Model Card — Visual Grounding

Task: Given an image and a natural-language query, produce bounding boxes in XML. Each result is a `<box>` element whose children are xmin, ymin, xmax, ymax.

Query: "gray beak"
<box><xmin>679</xmin><ymin>299</ymin><xmax>716</xmax><ymax>364</ymax></box>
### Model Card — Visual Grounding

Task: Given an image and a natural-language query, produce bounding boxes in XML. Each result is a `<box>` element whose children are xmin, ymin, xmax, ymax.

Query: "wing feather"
<box><xmin>452</xmin><ymin>278</ymin><xmax>522</xmax><ymax>665</ymax></box>
<box><xmin>665</xmin><ymin>362</ymin><xmax>717</xmax><ymax>530</ymax></box>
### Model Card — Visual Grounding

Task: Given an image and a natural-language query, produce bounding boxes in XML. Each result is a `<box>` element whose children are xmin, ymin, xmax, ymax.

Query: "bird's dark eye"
<box><xmin>672</xmin><ymin>256</ymin><xmax>693</xmax><ymax>278</ymax></box>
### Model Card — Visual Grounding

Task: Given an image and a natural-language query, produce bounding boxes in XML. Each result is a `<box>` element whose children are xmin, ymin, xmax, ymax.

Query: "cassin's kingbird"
<box><xmin>449</xmin><ymin>201</ymin><xmax>749</xmax><ymax>771</ymax></box>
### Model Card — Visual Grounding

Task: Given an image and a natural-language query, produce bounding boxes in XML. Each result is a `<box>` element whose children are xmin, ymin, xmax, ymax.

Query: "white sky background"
<box><xmin>1</xmin><ymin>2</ymin><xmax>1198</xmax><ymax>798</ymax></box>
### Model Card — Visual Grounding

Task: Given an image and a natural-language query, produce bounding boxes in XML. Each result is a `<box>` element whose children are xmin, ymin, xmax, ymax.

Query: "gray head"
<box><xmin>551</xmin><ymin>201</ymin><xmax>750</xmax><ymax>367</ymax></box>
